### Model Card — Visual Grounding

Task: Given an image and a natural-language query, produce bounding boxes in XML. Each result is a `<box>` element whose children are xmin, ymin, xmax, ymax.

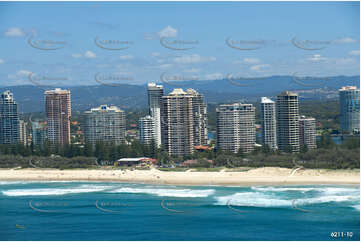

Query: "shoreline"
<box><xmin>0</xmin><ymin>167</ymin><xmax>359</xmax><ymax>186</ymax></box>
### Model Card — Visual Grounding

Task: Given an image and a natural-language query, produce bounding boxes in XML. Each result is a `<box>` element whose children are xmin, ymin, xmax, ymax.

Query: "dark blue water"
<box><xmin>0</xmin><ymin>181</ymin><xmax>359</xmax><ymax>241</ymax></box>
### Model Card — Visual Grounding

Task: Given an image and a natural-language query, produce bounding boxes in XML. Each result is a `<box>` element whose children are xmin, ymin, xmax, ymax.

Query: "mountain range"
<box><xmin>1</xmin><ymin>75</ymin><xmax>359</xmax><ymax>113</ymax></box>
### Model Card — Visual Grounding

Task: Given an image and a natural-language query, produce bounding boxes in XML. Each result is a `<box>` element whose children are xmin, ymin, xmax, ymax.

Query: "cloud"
<box><xmin>333</xmin><ymin>57</ymin><xmax>356</xmax><ymax>65</ymax></box>
<box><xmin>349</xmin><ymin>50</ymin><xmax>360</xmax><ymax>56</ymax></box>
<box><xmin>204</xmin><ymin>72</ymin><xmax>223</xmax><ymax>80</ymax></box>
<box><xmin>151</xmin><ymin>52</ymin><xmax>161</xmax><ymax>57</ymax></box>
<box><xmin>158</xmin><ymin>25</ymin><xmax>178</xmax><ymax>38</ymax></box>
<box><xmin>184</xmin><ymin>68</ymin><xmax>201</xmax><ymax>73</ymax></box>
<box><xmin>8</xmin><ymin>70</ymin><xmax>32</xmax><ymax>81</ymax></box>
<box><xmin>84</xmin><ymin>51</ymin><xmax>96</xmax><ymax>58</ymax></box>
<box><xmin>157</xmin><ymin>63</ymin><xmax>173</xmax><ymax>69</ymax></box>
<box><xmin>307</xmin><ymin>54</ymin><xmax>327</xmax><ymax>62</ymax></box>
<box><xmin>72</xmin><ymin>51</ymin><xmax>97</xmax><ymax>59</ymax></box>
<box><xmin>72</xmin><ymin>53</ymin><xmax>82</xmax><ymax>58</ymax></box>
<box><xmin>119</xmin><ymin>54</ymin><xmax>134</xmax><ymax>60</ymax></box>
<box><xmin>235</xmin><ymin>58</ymin><xmax>261</xmax><ymax>65</ymax></box>
<box><xmin>334</xmin><ymin>37</ymin><xmax>359</xmax><ymax>44</ymax></box>
<box><xmin>16</xmin><ymin>70</ymin><xmax>32</xmax><ymax>77</ymax></box>
<box><xmin>144</xmin><ymin>32</ymin><xmax>158</xmax><ymax>40</ymax></box>
<box><xmin>4</xmin><ymin>27</ymin><xmax>24</xmax><ymax>37</ymax></box>
<box><xmin>250</xmin><ymin>64</ymin><xmax>271</xmax><ymax>72</ymax></box>
<box><xmin>0</xmin><ymin>59</ymin><xmax>4</xmax><ymax>64</ymax></box>
<box><xmin>173</xmin><ymin>54</ymin><xmax>216</xmax><ymax>64</ymax></box>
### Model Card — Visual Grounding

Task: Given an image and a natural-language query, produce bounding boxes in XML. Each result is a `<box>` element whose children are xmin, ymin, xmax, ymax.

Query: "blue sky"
<box><xmin>0</xmin><ymin>1</ymin><xmax>359</xmax><ymax>86</ymax></box>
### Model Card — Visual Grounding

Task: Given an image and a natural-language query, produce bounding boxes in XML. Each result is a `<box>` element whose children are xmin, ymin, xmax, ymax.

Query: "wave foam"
<box><xmin>215</xmin><ymin>191</ymin><xmax>359</xmax><ymax>207</ymax></box>
<box><xmin>107</xmin><ymin>187</ymin><xmax>215</xmax><ymax>197</ymax></box>
<box><xmin>2</xmin><ymin>185</ymin><xmax>111</xmax><ymax>196</ymax></box>
<box><xmin>251</xmin><ymin>186</ymin><xmax>360</xmax><ymax>194</ymax></box>
<box><xmin>216</xmin><ymin>192</ymin><xmax>291</xmax><ymax>207</ymax></box>
<box><xmin>251</xmin><ymin>186</ymin><xmax>315</xmax><ymax>193</ymax></box>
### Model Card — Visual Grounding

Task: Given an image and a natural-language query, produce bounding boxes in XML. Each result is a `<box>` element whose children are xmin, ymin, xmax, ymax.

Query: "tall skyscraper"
<box><xmin>84</xmin><ymin>105</ymin><xmax>125</xmax><ymax>145</ymax></box>
<box><xmin>261</xmin><ymin>97</ymin><xmax>277</xmax><ymax>150</ymax></box>
<box><xmin>148</xmin><ymin>83</ymin><xmax>164</xmax><ymax>147</ymax></box>
<box><xmin>32</xmin><ymin>121</ymin><xmax>46</xmax><ymax>146</ymax></box>
<box><xmin>161</xmin><ymin>88</ymin><xmax>208</xmax><ymax>156</ymax></box>
<box><xmin>19</xmin><ymin>120</ymin><xmax>28</xmax><ymax>146</ymax></box>
<box><xmin>139</xmin><ymin>115</ymin><xmax>155</xmax><ymax>145</ymax></box>
<box><xmin>339</xmin><ymin>86</ymin><xmax>360</xmax><ymax>134</ymax></box>
<box><xmin>299</xmin><ymin>116</ymin><xmax>317</xmax><ymax>149</ymax></box>
<box><xmin>187</xmin><ymin>89</ymin><xmax>208</xmax><ymax>146</ymax></box>
<box><xmin>276</xmin><ymin>91</ymin><xmax>300</xmax><ymax>153</ymax></box>
<box><xmin>216</xmin><ymin>103</ymin><xmax>256</xmax><ymax>153</ymax></box>
<box><xmin>0</xmin><ymin>90</ymin><xmax>19</xmax><ymax>144</ymax></box>
<box><xmin>45</xmin><ymin>88</ymin><xmax>71</xmax><ymax>146</ymax></box>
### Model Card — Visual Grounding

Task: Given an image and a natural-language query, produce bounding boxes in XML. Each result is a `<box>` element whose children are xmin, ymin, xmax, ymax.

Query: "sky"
<box><xmin>0</xmin><ymin>1</ymin><xmax>360</xmax><ymax>87</ymax></box>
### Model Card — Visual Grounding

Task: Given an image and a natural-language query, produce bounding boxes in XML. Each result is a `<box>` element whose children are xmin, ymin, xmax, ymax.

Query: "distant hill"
<box><xmin>1</xmin><ymin>75</ymin><xmax>359</xmax><ymax>113</ymax></box>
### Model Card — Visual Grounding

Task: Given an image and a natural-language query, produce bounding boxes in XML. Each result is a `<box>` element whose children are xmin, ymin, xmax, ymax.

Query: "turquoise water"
<box><xmin>0</xmin><ymin>181</ymin><xmax>359</xmax><ymax>241</ymax></box>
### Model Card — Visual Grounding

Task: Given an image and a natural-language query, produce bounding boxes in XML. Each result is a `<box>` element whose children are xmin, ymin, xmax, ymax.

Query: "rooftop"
<box><xmin>261</xmin><ymin>97</ymin><xmax>275</xmax><ymax>103</ymax></box>
<box><xmin>339</xmin><ymin>86</ymin><xmax>359</xmax><ymax>91</ymax></box>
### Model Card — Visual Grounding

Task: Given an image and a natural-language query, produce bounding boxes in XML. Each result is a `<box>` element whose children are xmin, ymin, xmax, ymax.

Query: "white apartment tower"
<box><xmin>261</xmin><ymin>97</ymin><xmax>277</xmax><ymax>150</ymax></box>
<box><xmin>161</xmin><ymin>88</ymin><xmax>208</xmax><ymax>156</ymax></box>
<box><xmin>19</xmin><ymin>119</ymin><xmax>28</xmax><ymax>146</ymax></box>
<box><xmin>216</xmin><ymin>103</ymin><xmax>256</xmax><ymax>153</ymax></box>
<box><xmin>84</xmin><ymin>105</ymin><xmax>126</xmax><ymax>145</ymax></box>
<box><xmin>139</xmin><ymin>115</ymin><xmax>155</xmax><ymax>145</ymax></box>
<box><xmin>147</xmin><ymin>83</ymin><xmax>164</xmax><ymax>147</ymax></box>
<box><xmin>299</xmin><ymin>116</ymin><xmax>317</xmax><ymax>149</ymax></box>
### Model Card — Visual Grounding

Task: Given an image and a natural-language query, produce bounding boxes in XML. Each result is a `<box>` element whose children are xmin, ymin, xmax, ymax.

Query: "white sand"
<box><xmin>0</xmin><ymin>167</ymin><xmax>359</xmax><ymax>185</ymax></box>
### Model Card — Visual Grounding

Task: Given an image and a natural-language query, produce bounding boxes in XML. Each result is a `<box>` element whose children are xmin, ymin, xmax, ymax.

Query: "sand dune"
<box><xmin>0</xmin><ymin>167</ymin><xmax>359</xmax><ymax>185</ymax></box>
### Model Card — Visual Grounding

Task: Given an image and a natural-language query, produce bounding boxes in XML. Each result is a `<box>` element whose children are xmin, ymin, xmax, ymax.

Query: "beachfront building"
<box><xmin>161</xmin><ymin>88</ymin><xmax>208</xmax><ymax>156</ymax></box>
<box><xmin>19</xmin><ymin>119</ymin><xmax>28</xmax><ymax>146</ymax></box>
<box><xmin>84</xmin><ymin>105</ymin><xmax>126</xmax><ymax>145</ymax></box>
<box><xmin>339</xmin><ymin>86</ymin><xmax>360</xmax><ymax>134</ymax></box>
<box><xmin>139</xmin><ymin>115</ymin><xmax>155</xmax><ymax>145</ymax></box>
<box><xmin>299</xmin><ymin>116</ymin><xmax>317</xmax><ymax>149</ymax></box>
<box><xmin>32</xmin><ymin>121</ymin><xmax>47</xmax><ymax>146</ymax></box>
<box><xmin>45</xmin><ymin>88</ymin><xmax>71</xmax><ymax>146</ymax></box>
<box><xmin>187</xmin><ymin>88</ymin><xmax>208</xmax><ymax>146</ymax></box>
<box><xmin>276</xmin><ymin>91</ymin><xmax>300</xmax><ymax>153</ymax></box>
<box><xmin>261</xmin><ymin>97</ymin><xmax>277</xmax><ymax>150</ymax></box>
<box><xmin>116</xmin><ymin>157</ymin><xmax>157</xmax><ymax>167</ymax></box>
<box><xmin>0</xmin><ymin>90</ymin><xmax>20</xmax><ymax>144</ymax></box>
<box><xmin>148</xmin><ymin>83</ymin><xmax>164</xmax><ymax>147</ymax></box>
<box><xmin>216</xmin><ymin>103</ymin><xmax>256</xmax><ymax>153</ymax></box>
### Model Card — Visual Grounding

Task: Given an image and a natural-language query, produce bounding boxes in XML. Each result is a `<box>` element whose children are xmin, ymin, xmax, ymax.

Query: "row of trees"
<box><xmin>0</xmin><ymin>134</ymin><xmax>359</xmax><ymax>169</ymax></box>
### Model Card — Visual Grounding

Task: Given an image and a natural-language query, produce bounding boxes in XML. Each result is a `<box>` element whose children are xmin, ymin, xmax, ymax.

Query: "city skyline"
<box><xmin>0</xmin><ymin>84</ymin><xmax>358</xmax><ymax>154</ymax></box>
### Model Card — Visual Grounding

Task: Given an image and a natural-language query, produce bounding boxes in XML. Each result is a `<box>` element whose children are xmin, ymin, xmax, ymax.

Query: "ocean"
<box><xmin>0</xmin><ymin>181</ymin><xmax>359</xmax><ymax>241</ymax></box>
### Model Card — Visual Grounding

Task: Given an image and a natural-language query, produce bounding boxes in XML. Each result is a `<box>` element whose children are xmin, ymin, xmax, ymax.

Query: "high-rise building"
<box><xmin>161</xmin><ymin>88</ymin><xmax>208</xmax><ymax>156</ymax></box>
<box><xmin>299</xmin><ymin>116</ymin><xmax>317</xmax><ymax>149</ymax></box>
<box><xmin>276</xmin><ymin>91</ymin><xmax>300</xmax><ymax>153</ymax></box>
<box><xmin>261</xmin><ymin>97</ymin><xmax>277</xmax><ymax>150</ymax></box>
<box><xmin>45</xmin><ymin>88</ymin><xmax>71</xmax><ymax>146</ymax></box>
<box><xmin>187</xmin><ymin>89</ymin><xmax>208</xmax><ymax>146</ymax></box>
<box><xmin>32</xmin><ymin>121</ymin><xmax>46</xmax><ymax>146</ymax></box>
<box><xmin>19</xmin><ymin>119</ymin><xmax>28</xmax><ymax>146</ymax></box>
<box><xmin>216</xmin><ymin>103</ymin><xmax>256</xmax><ymax>153</ymax></box>
<box><xmin>139</xmin><ymin>115</ymin><xmax>155</xmax><ymax>145</ymax></box>
<box><xmin>148</xmin><ymin>83</ymin><xmax>164</xmax><ymax>147</ymax></box>
<box><xmin>339</xmin><ymin>86</ymin><xmax>360</xmax><ymax>134</ymax></box>
<box><xmin>0</xmin><ymin>90</ymin><xmax>19</xmax><ymax>144</ymax></box>
<box><xmin>84</xmin><ymin>105</ymin><xmax>125</xmax><ymax>145</ymax></box>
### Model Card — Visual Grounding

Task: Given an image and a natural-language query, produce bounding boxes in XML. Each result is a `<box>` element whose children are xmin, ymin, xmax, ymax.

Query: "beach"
<box><xmin>0</xmin><ymin>167</ymin><xmax>359</xmax><ymax>185</ymax></box>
